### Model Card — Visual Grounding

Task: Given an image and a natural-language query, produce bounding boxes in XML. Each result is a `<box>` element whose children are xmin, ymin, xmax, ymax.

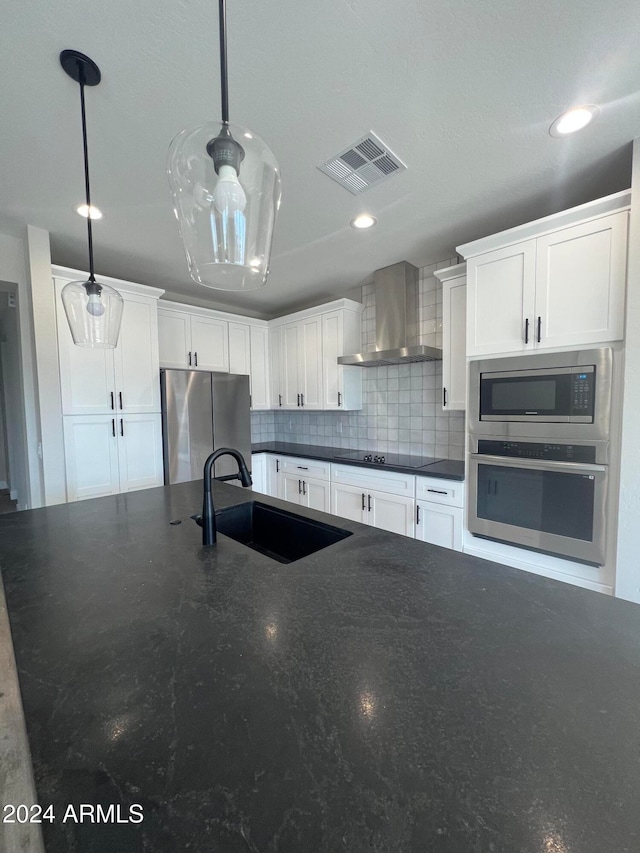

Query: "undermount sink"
<box><xmin>214</xmin><ymin>501</ymin><xmax>352</xmax><ymax>563</ymax></box>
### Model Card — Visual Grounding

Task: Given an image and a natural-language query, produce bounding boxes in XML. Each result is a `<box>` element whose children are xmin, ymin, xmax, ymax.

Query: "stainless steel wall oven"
<box><xmin>468</xmin><ymin>348</ymin><xmax>614</xmax><ymax>565</ymax></box>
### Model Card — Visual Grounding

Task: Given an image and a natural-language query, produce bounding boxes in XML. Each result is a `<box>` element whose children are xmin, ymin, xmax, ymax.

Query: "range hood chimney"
<box><xmin>338</xmin><ymin>261</ymin><xmax>442</xmax><ymax>367</ymax></box>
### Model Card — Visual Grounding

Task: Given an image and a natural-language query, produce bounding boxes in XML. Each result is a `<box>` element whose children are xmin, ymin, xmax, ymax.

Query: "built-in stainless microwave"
<box><xmin>469</xmin><ymin>348</ymin><xmax>613</xmax><ymax>441</ymax></box>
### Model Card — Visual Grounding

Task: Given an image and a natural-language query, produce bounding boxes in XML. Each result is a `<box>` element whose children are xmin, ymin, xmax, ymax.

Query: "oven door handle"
<box><xmin>469</xmin><ymin>453</ymin><xmax>607</xmax><ymax>474</ymax></box>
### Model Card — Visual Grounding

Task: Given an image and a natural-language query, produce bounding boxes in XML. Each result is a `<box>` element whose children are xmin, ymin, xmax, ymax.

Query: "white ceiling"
<box><xmin>1</xmin><ymin>0</ymin><xmax>639</xmax><ymax>318</ymax></box>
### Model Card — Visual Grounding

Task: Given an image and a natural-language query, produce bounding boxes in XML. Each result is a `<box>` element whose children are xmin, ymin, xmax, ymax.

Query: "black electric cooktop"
<box><xmin>333</xmin><ymin>451</ymin><xmax>444</xmax><ymax>469</ymax></box>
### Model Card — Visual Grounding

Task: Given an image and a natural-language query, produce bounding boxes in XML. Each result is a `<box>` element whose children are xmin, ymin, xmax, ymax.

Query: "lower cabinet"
<box><xmin>250</xmin><ymin>453</ymin><xmax>268</xmax><ymax>494</ymax></box>
<box><xmin>415</xmin><ymin>501</ymin><xmax>463</xmax><ymax>551</ymax></box>
<box><xmin>330</xmin><ymin>482</ymin><xmax>415</xmax><ymax>538</ymax></box>
<box><xmin>280</xmin><ymin>472</ymin><xmax>330</xmax><ymax>512</ymax></box>
<box><xmin>63</xmin><ymin>414</ymin><xmax>163</xmax><ymax>501</ymax></box>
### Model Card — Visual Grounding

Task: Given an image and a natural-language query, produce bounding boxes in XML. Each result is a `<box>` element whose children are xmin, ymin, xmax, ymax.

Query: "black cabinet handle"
<box><xmin>188</xmin><ymin>351</ymin><xmax>192</xmax><ymax>366</ymax></box>
<box><xmin>278</xmin><ymin>394</ymin><xmax>282</xmax><ymax>407</ymax></box>
<box><xmin>110</xmin><ymin>391</ymin><xmax>114</xmax><ymax>410</ymax></box>
<box><xmin>119</xmin><ymin>391</ymin><xmax>123</xmax><ymax>410</ymax></box>
<box><xmin>338</xmin><ymin>391</ymin><xmax>342</xmax><ymax>407</ymax></box>
<box><xmin>362</xmin><ymin>492</ymin><xmax>366</xmax><ymax>511</ymax></box>
<box><xmin>298</xmin><ymin>479</ymin><xmax>302</xmax><ymax>494</ymax></box>
<box><xmin>111</xmin><ymin>418</ymin><xmax>116</xmax><ymax>437</ymax></box>
<box><xmin>120</xmin><ymin>418</ymin><xmax>124</xmax><ymax>436</ymax></box>
<box><xmin>300</xmin><ymin>393</ymin><xmax>304</xmax><ymax>407</ymax></box>
<box><xmin>276</xmin><ymin>460</ymin><xmax>279</xmax><ymax>473</ymax></box>
<box><xmin>427</xmin><ymin>488</ymin><xmax>448</xmax><ymax>495</ymax></box>
<box><xmin>297</xmin><ymin>393</ymin><xmax>300</xmax><ymax>407</ymax></box>
<box><xmin>525</xmin><ymin>318</ymin><xmax>530</xmax><ymax>344</ymax></box>
<box><xmin>537</xmin><ymin>316</ymin><xmax>542</xmax><ymax>343</ymax></box>
<box><xmin>297</xmin><ymin>466</ymin><xmax>308</xmax><ymax>470</ymax></box>
<box><xmin>443</xmin><ymin>387</ymin><xmax>448</xmax><ymax>408</ymax></box>
<box><xmin>302</xmin><ymin>481</ymin><xmax>306</xmax><ymax>496</ymax></box>
<box><xmin>416</xmin><ymin>504</ymin><xmax>420</xmax><ymax>525</ymax></box>
<box><xmin>194</xmin><ymin>352</ymin><xmax>198</xmax><ymax>367</ymax></box>
<box><xmin>368</xmin><ymin>494</ymin><xmax>372</xmax><ymax>512</ymax></box>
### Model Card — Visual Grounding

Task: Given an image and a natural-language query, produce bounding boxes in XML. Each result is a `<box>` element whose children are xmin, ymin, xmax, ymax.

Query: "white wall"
<box><xmin>615</xmin><ymin>137</ymin><xmax>640</xmax><ymax>602</ymax></box>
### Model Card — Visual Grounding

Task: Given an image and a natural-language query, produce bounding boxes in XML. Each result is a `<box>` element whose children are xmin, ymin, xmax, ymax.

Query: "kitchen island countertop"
<box><xmin>1</xmin><ymin>480</ymin><xmax>640</xmax><ymax>852</ymax></box>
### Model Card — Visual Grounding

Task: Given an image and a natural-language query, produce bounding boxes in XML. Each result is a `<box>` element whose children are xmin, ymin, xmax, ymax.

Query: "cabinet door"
<box><xmin>442</xmin><ymin>277</ymin><xmax>467</xmax><ymax>411</ymax></box>
<box><xmin>269</xmin><ymin>326</ymin><xmax>283</xmax><ymax>410</ymax></box>
<box><xmin>534</xmin><ymin>211</ymin><xmax>628</xmax><ymax>349</ymax></box>
<box><xmin>113</xmin><ymin>293</ymin><xmax>161</xmax><ymax>414</ymax></box>
<box><xmin>190</xmin><ymin>316</ymin><xmax>229</xmax><ymax>372</ymax></box>
<box><xmin>416</xmin><ymin>500</ymin><xmax>463</xmax><ymax>551</ymax></box>
<box><xmin>265</xmin><ymin>455</ymin><xmax>281</xmax><ymax>496</ymax></box>
<box><xmin>281</xmin><ymin>323</ymin><xmax>300</xmax><ymax>408</ymax></box>
<box><xmin>302</xmin><ymin>477</ymin><xmax>330</xmax><ymax>513</ymax></box>
<box><xmin>280</xmin><ymin>471</ymin><xmax>303</xmax><ymax>504</ymax></box>
<box><xmin>299</xmin><ymin>316</ymin><xmax>323</xmax><ymax>409</ymax></box>
<box><xmin>367</xmin><ymin>490</ymin><xmax>415</xmax><ymax>538</ymax></box>
<box><xmin>56</xmin><ymin>280</ymin><xmax>116</xmax><ymax>415</ymax></box>
<box><xmin>330</xmin><ymin>483</ymin><xmax>366</xmax><ymax>523</ymax></box>
<box><xmin>321</xmin><ymin>310</ymin><xmax>343</xmax><ymax>409</ymax></box>
<box><xmin>157</xmin><ymin>309</ymin><xmax>191</xmax><ymax>369</ymax></box>
<box><xmin>117</xmin><ymin>413</ymin><xmax>164</xmax><ymax>492</ymax></box>
<box><xmin>466</xmin><ymin>241</ymin><xmax>536</xmax><ymax>356</ymax></box>
<box><xmin>249</xmin><ymin>325</ymin><xmax>270</xmax><ymax>410</ymax></box>
<box><xmin>63</xmin><ymin>415</ymin><xmax>120</xmax><ymax>501</ymax></box>
<box><xmin>228</xmin><ymin>322</ymin><xmax>251</xmax><ymax>375</ymax></box>
<box><xmin>250</xmin><ymin>453</ymin><xmax>268</xmax><ymax>494</ymax></box>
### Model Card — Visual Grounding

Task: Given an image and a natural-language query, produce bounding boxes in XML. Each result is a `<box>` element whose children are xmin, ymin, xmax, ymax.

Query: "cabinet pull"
<box><xmin>297</xmin><ymin>393</ymin><xmax>300</xmax><ymax>407</ymax></box>
<box><xmin>194</xmin><ymin>352</ymin><xmax>198</xmax><ymax>367</ymax></box>
<box><xmin>111</xmin><ymin>418</ymin><xmax>116</xmax><ymax>437</ymax></box>
<box><xmin>110</xmin><ymin>391</ymin><xmax>114</xmax><ymax>410</ymax></box>
<box><xmin>524</xmin><ymin>318</ymin><xmax>530</xmax><ymax>344</ymax></box>
<box><xmin>120</xmin><ymin>418</ymin><xmax>124</xmax><ymax>436</ymax></box>
<box><xmin>300</xmin><ymin>393</ymin><xmax>304</xmax><ymax>407</ymax></box>
<box><xmin>537</xmin><ymin>316</ymin><xmax>542</xmax><ymax>343</ymax></box>
<box><xmin>119</xmin><ymin>391</ymin><xmax>123</xmax><ymax>410</ymax></box>
<box><xmin>188</xmin><ymin>351</ymin><xmax>192</xmax><ymax>366</ymax></box>
<box><xmin>298</xmin><ymin>479</ymin><xmax>302</xmax><ymax>494</ymax></box>
<box><xmin>416</xmin><ymin>504</ymin><xmax>420</xmax><ymax>525</ymax></box>
<box><xmin>302</xmin><ymin>481</ymin><xmax>306</xmax><ymax>496</ymax></box>
<box><xmin>276</xmin><ymin>460</ymin><xmax>280</xmax><ymax>473</ymax></box>
<box><xmin>297</xmin><ymin>466</ymin><xmax>308</xmax><ymax>470</ymax></box>
<box><xmin>443</xmin><ymin>387</ymin><xmax>448</xmax><ymax>408</ymax></box>
<box><xmin>367</xmin><ymin>494</ymin><xmax>372</xmax><ymax>512</ymax></box>
<box><xmin>362</xmin><ymin>492</ymin><xmax>366</xmax><ymax>510</ymax></box>
<box><xmin>338</xmin><ymin>391</ymin><xmax>342</xmax><ymax>407</ymax></box>
<box><xmin>278</xmin><ymin>394</ymin><xmax>282</xmax><ymax>407</ymax></box>
<box><xmin>427</xmin><ymin>488</ymin><xmax>448</xmax><ymax>495</ymax></box>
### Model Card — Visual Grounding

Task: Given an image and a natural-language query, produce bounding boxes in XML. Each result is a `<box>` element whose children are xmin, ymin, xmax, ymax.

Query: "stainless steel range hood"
<box><xmin>338</xmin><ymin>261</ymin><xmax>442</xmax><ymax>367</ymax></box>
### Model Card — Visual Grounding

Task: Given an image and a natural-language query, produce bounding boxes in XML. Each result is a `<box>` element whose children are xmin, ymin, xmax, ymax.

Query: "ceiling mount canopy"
<box><xmin>167</xmin><ymin>0</ymin><xmax>282</xmax><ymax>292</ymax></box>
<box><xmin>59</xmin><ymin>49</ymin><xmax>124</xmax><ymax>348</ymax></box>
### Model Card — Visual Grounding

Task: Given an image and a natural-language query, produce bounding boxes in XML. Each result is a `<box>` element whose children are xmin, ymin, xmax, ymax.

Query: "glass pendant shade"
<box><xmin>61</xmin><ymin>280</ymin><xmax>124</xmax><ymax>348</ymax></box>
<box><xmin>168</xmin><ymin>121</ymin><xmax>281</xmax><ymax>291</ymax></box>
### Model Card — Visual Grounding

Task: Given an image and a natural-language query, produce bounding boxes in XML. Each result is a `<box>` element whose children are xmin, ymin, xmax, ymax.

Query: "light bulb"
<box><xmin>213</xmin><ymin>164</ymin><xmax>247</xmax><ymax>215</ymax></box>
<box><xmin>86</xmin><ymin>293</ymin><xmax>105</xmax><ymax>317</ymax></box>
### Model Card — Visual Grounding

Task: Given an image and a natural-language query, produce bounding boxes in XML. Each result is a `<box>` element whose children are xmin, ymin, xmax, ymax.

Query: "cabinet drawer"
<box><xmin>331</xmin><ymin>463</ymin><xmax>415</xmax><ymax>498</ymax></box>
<box><xmin>279</xmin><ymin>456</ymin><xmax>331</xmax><ymax>482</ymax></box>
<box><xmin>415</xmin><ymin>476</ymin><xmax>464</xmax><ymax>507</ymax></box>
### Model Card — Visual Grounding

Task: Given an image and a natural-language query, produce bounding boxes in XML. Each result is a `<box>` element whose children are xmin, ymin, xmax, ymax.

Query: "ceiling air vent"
<box><xmin>318</xmin><ymin>131</ymin><xmax>406</xmax><ymax>195</ymax></box>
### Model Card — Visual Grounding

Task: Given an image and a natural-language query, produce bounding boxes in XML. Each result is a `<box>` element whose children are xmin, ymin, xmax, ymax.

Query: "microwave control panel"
<box><xmin>477</xmin><ymin>440</ymin><xmax>596</xmax><ymax>463</ymax></box>
<box><xmin>570</xmin><ymin>368</ymin><xmax>595</xmax><ymax>415</ymax></box>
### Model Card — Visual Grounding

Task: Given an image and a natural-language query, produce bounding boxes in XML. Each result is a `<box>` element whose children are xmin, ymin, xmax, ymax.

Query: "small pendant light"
<box><xmin>60</xmin><ymin>50</ymin><xmax>123</xmax><ymax>348</ymax></box>
<box><xmin>167</xmin><ymin>0</ymin><xmax>282</xmax><ymax>291</ymax></box>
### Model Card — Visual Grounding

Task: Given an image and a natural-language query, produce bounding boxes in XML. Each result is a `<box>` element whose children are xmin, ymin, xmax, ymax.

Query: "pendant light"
<box><xmin>167</xmin><ymin>0</ymin><xmax>282</xmax><ymax>291</ymax></box>
<box><xmin>59</xmin><ymin>50</ymin><xmax>123</xmax><ymax>348</ymax></box>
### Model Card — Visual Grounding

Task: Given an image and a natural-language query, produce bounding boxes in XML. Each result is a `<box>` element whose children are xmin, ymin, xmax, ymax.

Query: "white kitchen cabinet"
<box><xmin>436</xmin><ymin>265</ymin><xmax>467</xmax><ymax>411</ymax></box>
<box><xmin>329</xmin><ymin>482</ymin><xmax>414</xmax><ymax>536</ymax></box>
<box><xmin>331</xmin><ymin>482</ymin><xmax>366</xmax><ymax>523</ymax></box>
<box><xmin>249</xmin><ymin>453</ymin><xmax>267</xmax><ymax>494</ymax></box>
<box><xmin>321</xmin><ymin>309</ymin><xmax>362</xmax><ymax>410</ymax></box>
<box><xmin>265</xmin><ymin>454</ymin><xmax>282</xmax><ymax>496</ymax></box>
<box><xmin>280</xmin><ymin>471</ymin><xmax>304</xmax><ymax>503</ymax></box>
<box><xmin>269</xmin><ymin>326</ymin><xmax>283</xmax><ymax>409</ymax></box>
<box><xmin>228</xmin><ymin>321</ymin><xmax>251</xmax><ymax>376</ymax></box>
<box><xmin>279</xmin><ymin>470</ymin><xmax>330</xmax><ymax>512</ymax></box>
<box><xmin>415</xmin><ymin>500</ymin><xmax>463</xmax><ymax>550</ymax></box>
<box><xmin>249</xmin><ymin>326</ymin><xmax>270</xmax><ymax>410</ymax></box>
<box><xmin>56</xmin><ymin>279</ymin><xmax>161</xmax><ymax>416</ymax></box>
<box><xmin>63</xmin><ymin>413</ymin><xmax>163</xmax><ymax>501</ymax></box>
<box><xmin>158</xmin><ymin>307</ymin><xmax>229</xmax><ymax>372</ymax></box>
<box><xmin>281</xmin><ymin>322</ymin><xmax>300</xmax><ymax>408</ymax></box>
<box><xmin>279</xmin><ymin>316</ymin><xmax>323</xmax><ymax>409</ymax></box>
<box><xmin>460</xmin><ymin>195</ymin><xmax>630</xmax><ymax>357</ymax></box>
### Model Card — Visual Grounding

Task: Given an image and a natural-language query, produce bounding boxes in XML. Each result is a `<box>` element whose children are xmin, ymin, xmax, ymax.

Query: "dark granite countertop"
<box><xmin>252</xmin><ymin>441</ymin><xmax>465</xmax><ymax>480</ymax></box>
<box><xmin>2</xmin><ymin>481</ymin><xmax>640</xmax><ymax>852</ymax></box>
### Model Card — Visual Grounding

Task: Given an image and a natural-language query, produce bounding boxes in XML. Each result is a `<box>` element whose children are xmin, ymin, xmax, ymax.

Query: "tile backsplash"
<box><xmin>250</xmin><ymin>257</ymin><xmax>465</xmax><ymax>461</ymax></box>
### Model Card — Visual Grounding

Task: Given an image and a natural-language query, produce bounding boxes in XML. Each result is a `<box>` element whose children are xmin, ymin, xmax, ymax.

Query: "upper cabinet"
<box><xmin>435</xmin><ymin>264</ymin><xmax>467</xmax><ymax>411</ymax></box>
<box><xmin>55</xmin><ymin>276</ymin><xmax>163</xmax><ymax>416</ymax></box>
<box><xmin>271</xmin><ymin>300</ymin><xmax>363</xmax><ymax>411</ymax></box>
<box><xmin>458</xmin><ymin>191</ymin><xmax>630</xmax><ymax>358</ymax></box>
<box><xmin>158</xmin><ymin>306</ymin><xmax>228</xmax><ymax>372</ymax></box>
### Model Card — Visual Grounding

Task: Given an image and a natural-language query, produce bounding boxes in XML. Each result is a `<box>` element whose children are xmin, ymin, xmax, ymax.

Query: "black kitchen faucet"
<box><xmin>196</xmin><ymin>448</ymin><xmax>252</xmax><ymax>545</ymax></box>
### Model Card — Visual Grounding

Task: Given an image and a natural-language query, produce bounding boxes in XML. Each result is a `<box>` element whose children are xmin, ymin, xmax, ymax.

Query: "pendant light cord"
<box><xmin>78</xmin><ymin>61</ymin><xmax>96</xmax><ymax>283</ymax></box>
<box><xmin>218</xmin><ymin>0</ymin><xmax>229</xmax><ymax>123</ymax></box>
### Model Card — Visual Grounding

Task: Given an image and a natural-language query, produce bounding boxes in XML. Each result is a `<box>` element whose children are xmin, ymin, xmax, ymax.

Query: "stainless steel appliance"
<box><xmin>160</xmin><ymin>369</ymin><xmax>251</xmax><ymax>484</ymax></box>
<box><xmin>333</xmin><ymin>450</ymin><xmax>443</xmax><ymax>469</ymax></box>
<box><xmin>468</xmin><ymin>348</ymin><xmax>615</xmax><ymax>565</ymax></box>
<box><xmin>469</xmin><ymin>348</ymin><xmax>612</xmax><ymax>440</ymax></box>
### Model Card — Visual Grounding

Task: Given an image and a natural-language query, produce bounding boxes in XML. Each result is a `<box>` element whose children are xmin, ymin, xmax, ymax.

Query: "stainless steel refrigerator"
<box><xmin>160</xmin><ymin>369</ymin><xmax>251</xmax><ymax>484</ymax></box>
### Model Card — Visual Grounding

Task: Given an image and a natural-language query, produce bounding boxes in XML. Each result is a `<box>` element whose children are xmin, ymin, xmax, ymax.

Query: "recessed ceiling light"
<box><xmin>549</xmin><ymin>105</ymin><xmax>599</xmax><ymax>137</ymax></box>
<box><xmin>351</xmin><ymin>214</ymin><xmax>377</xmax><ymax>229</ymax></box>
<box><xmin>75</xmin><ymin>203</ymin><xmax>103</xmax><ymax>220</ymax></box>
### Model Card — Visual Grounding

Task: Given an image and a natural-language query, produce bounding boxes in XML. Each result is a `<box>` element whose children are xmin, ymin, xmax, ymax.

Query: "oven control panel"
<box><xmin>477</xmin><ymin>440</ymin><xmax>596</xmax><ymax>463</ymax></box>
